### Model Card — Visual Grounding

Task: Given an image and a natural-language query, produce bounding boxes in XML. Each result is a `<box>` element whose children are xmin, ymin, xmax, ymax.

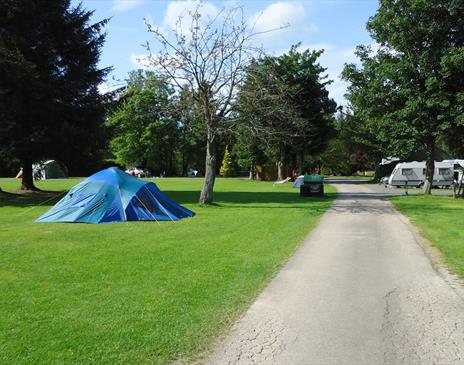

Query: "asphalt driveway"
<box><xmin>206</xmin><ymin>182</ymin><xmax>464</xmax><ymax>365</ymax></box>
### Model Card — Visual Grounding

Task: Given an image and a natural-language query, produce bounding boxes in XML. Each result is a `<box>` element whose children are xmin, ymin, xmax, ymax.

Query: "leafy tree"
<box><xmin>237</xmin><ymin>57</ymin><xmax>299</xmax><ymax>180</ymax></box>
<box><xmin>0</xmin><ymin>0</ymin><xmax>110</xmax><ymax>189</ymax></box>
<box><xmin>173</xmin><ymin>88</ymin><xmax>206</xmax><ymax>176</ymax></box>
<box><xmin>343</xmin><ymin>0</ymin><xmax>464</xmax><ymax>194</ymax></box>
<box><xmin>235</xmin><ymin>124</ymin><xmax>269</xmax><ymax>179</ymax></box>
<box><xmin>278</xmin><ymin>46</ymin><xmax>336</xmax><ymax>175</ymax></box>
<box><xmin>107</xmin><ymin>70</ymin><xmax>179</xmax><ymax>176</ymax></box>
<box><xmin>319</xmin><ymin>138</ymin><xmax>356</xmax><ymax>176</ymax></box>
<box><xmin>219</xmin><ymin>146</ymin><xmax>234</xmax><ymax>177</ymax></box>
<box><xmin>336</xmin><ymin>111</ymin><xmax>383</xmax><ymax>175</ymax></box>
<box><xmin>237</xmin><ymin>46</ymin><xmax>336</xmax><ymax>180</ymax></box>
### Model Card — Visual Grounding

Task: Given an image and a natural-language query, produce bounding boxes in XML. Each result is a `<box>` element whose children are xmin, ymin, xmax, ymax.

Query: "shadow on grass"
<box><xmin>325</xmin><ymin>179</ymin><xmax>372</xmax><ymax>184</ymax></box>
<box><xmin>165</xmin><ymin>190</ymin><xmax>336</xmax><ymax>205</ymax></box>
<box><xmin>0</xmin><ymin>189</ymin><xmax>336</xmax><ymax>209</ymax></box>
<box><xmin>0</xmin><ymin>190</ymin><xmax>67</xmax><ymax>208</ymax></box>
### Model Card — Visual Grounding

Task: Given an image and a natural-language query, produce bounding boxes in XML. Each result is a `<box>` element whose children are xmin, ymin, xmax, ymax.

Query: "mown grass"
<box><xmin>0</xmin><ymin>177</ymin><xmax>335</xmax><ymax>364</ymax></box>
<box><xmin>390</xmin><ymin>195</ymin><xmax>464</xmax><ymax>278</ymax></box>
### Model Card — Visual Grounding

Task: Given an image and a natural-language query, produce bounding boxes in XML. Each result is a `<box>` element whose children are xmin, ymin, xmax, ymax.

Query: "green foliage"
<box><xmin>319</xmin><ymin>112</ymin><xmax>381</xmax><ymax>177</ymax></box>
<box><xmin>319</xmin><ymin>138</ymin><xmax>356</xmax><ymax>176</ymax></box>
<box><xmin>107</xmin><ymin>71</ymin><xmax>179</xmax><ymax>175</ymax></box>
<box><xmin>235</xmin><ymin>124</ymin><xmax>269</xmax><ymax>178</ymax></box>
<box><xmin>107</xmin><ymin>72</ymin><xmax>207</xmax><ymax>176</ymax></box>
<box><xmin>0</xmin><ymin>0</ymin><xmax>110</xmax><ymax>185</ymax></box>
<box><xmin>219</xmin><ymin>146</ymin><xmax>234</xmax><ymax>176</ymax></box>
<box><xmin>342</xmin><ymin>0</ymin><xmax>464</xmax><ymax>188</ymax></box>
<box><xmin>0</xmin><ymin>177</ymin><xmax>335</xmax><ymax>364</ymax></box>
<box><xmin>343</xmin><ymin>0</ymin><xmax>464</xmax><ymax>155</ymax></box>
<box><xmin>175</xmin><ymin>88</ymin><xmax>207</xmax><ymax>176</ymax></box>
<box><xmin>237</xmin><ymin>45</ymin><xmax>336</xmax><ymax>175</ymax></box>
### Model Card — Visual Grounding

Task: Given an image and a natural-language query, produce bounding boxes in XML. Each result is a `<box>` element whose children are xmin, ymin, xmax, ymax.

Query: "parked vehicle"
<box><xmin>386</xmin><ymin>161</ymin><xmax>454</xmax><ymax>187</ymax></box>
<box><xmin>125</xmin><ymin>167</ymin><xmax>149</xmax><ymax>178</ymax></box>
<box><xmin>443</xmin><ymin>159</ymin><xmax>464</xmax><ymax>182</ymax></box>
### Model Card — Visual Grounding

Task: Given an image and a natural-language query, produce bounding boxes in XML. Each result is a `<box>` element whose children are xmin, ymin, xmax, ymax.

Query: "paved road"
<box><xmin>206</xmin><ymin>183</ymin><xmax>464</xmax><ymax>365</ymax></box>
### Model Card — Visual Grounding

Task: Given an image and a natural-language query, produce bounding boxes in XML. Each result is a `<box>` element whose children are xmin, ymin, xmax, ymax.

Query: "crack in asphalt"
<box><xmin>205</xmin><ymin>183</ymin><xmax>464</xmax><ymax>365</ymax></box>
<box><xmin>213</xmin><ymin>311</ymin><xmax>290</xmax><ymax>365</ymax></box>
<box><xmin>381</xmin><ymin>285</ymin><xmax>464</xmax><ymax>365</ymax></box>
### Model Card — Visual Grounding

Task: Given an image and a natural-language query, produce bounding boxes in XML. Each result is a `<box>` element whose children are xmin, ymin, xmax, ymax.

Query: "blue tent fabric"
<box><xmin>36</xmin><ymin>167</ymin><xmax>195</xmax><ymax>223</ymax></box>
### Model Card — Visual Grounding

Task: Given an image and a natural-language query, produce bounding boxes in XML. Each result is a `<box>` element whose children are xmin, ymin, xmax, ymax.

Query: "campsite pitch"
<box><xmin>0</xmin><ymin>177</ymin><xmax>335</xmax><ymax>364</ymax></box>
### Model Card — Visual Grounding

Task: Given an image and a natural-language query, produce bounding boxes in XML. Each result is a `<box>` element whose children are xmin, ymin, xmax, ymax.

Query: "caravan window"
<box><xmin>401</xmin><ymin>168</ymin><xmax>413</xmax><ymax>176</ymax></box>
<box><xmin>438</xmin><ymin>168</ymin><xmax>451</xmax><ymax>175</ymax></box>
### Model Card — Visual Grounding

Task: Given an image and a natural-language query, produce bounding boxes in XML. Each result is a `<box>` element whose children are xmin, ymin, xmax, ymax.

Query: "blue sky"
<box><xmin>78</xmin><ymin>0</ymin><xmax>379</xmax><ymax>106</ymax></box>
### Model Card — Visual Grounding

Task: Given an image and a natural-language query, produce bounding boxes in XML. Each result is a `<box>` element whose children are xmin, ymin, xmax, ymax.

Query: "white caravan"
<box><xmin>387</xmin><ymin>161</ymin><xmax>454</xmax><ymax>187</ymax></box>
<box><xmin>443</xmin><ymin>159</ymin><xmax>464</xmax><ymax>182</ymax></box>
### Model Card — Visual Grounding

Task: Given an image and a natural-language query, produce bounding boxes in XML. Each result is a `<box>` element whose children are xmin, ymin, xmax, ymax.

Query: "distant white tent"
<box><xmin>293</xmin><ymin>175</ymin><xmax>304</xmax><ymax>188</ymax></box>
<box><xmin>380</xmin><ymin>156</ymin><xmax>400</xmax><ymax>165</ymax></box>
<box><xmin>16</xmin><ymin>160</ymin><xmax>67</xmax><ymax>180</ymax></box>
<box><xmin>33</xmin><ymin>160</ymin><xmax>67</xmax><ymax>180</ymax></box>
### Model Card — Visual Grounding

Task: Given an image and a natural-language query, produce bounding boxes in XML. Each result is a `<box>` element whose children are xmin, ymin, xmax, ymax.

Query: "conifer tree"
<box><xmin>220</xmin><ymin>147</ymin><xmax>234</xmax><ymax>177</ymax></box>
<box><xmin>0</xmin><ymin>0</ymin><xmax>110</xmax><ymax>189</ymax></box>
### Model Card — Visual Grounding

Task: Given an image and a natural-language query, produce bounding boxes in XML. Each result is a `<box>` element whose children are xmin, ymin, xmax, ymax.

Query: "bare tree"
<box><xmin>144</xmin><ymin>4</ymin><xmax>269</xmax><ymax>204</ymax></box>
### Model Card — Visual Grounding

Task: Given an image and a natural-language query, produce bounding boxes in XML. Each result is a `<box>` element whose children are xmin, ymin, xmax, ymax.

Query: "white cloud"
<box><xmin>131</xmin><ymin>54</ymin><xmax>151</xmax><ymax>69</ymax></box>
<box><xmin>162</xmin><ymin>0</ymin><xmax>220</xmax><ymax>34</ymax></box>
<box><xmin>251</xmin><ymin>2</ymin><xmax>305</xmax><ymax>32</ymax></box>
<box><xmin>249</xmin><ymin>2</ymin><xmax>318</xmax><ymax>49</ymax></box>
<box><xmin>112</xmin><ymin>0</ymin><xmax>143</xmax><ymax>12</ymax></box>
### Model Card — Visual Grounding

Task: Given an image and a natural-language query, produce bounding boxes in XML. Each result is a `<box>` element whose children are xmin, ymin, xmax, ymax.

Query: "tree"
<box><xmin>278</xmin><ymin>46</ymin><xmax>336</xmax><ymax>175</ymax></box>
<box><xmin>219</xmin><ymin>146</ymin><xmax>234</xmax><ymax>176</ymax></box>
<box><xmin>173</xmin><ymin>88</ymin><xmax>207</xmax><ymax>176</ymax></box>
<box><xmin>144</xmin><ymin>4</ymin><xmax>267</xmax><ymax>203</ymax></box>
<box><xmin>343</xmin><ymin>0</ymin><xmax>464</xmax><ymax>194</ymax></box>
<box><xmin>235</xmin><ymin>123</ymin><xmax>268</xmax><ymax>179</ymax></box>
<box><xmin>107</xmin><ymin>70</ymin><xmax>179</xmax><ymax>176</ymax></box>
<box><xmin>0</xmin><ymin>0</ymin><xmax>110</xmax><ymax>190</ymax></box>
<box><xmin>335</xmin><ymin>111</ymin><xmax>384</xmax><ymax>177</ymax></box>
<box><xmin>237</xmin><ymin>46</ymin><xmax>336</xmax><ymax>180</ymax></box>
<box><xmin>319</xmin><ymin>138</ymin><xmax>355</xmax><ymax>176</ymax></box>
<box><xmin>237</xmin><ymin>56</ymin><xmax>300</xmax><ymax>180</ymax></box>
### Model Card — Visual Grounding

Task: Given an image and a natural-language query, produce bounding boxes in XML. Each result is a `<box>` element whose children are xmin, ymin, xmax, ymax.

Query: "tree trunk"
<box><xmin>297</xmin><ymin>150</ymin><xmax>305</xmax><ymax>175</ymax></box>
<box><xmin>199</xmin><ymin>123</ymin><xmax>216</xmax><ymax>204</ymax></box>
<box><xmin>248</xmin><ymin>161</ymin><xmax>255</xmax><ymax>180</ymax></box>
<box><xmin>422</xmin><ymin>141</ymin><xmax>435</xmax><ymax>195</ymax></box>
<box><xmin>20</xmin><ymin>158</ymin><xmax>37</xmax><ymax>191</ymax></box>
<box><xmin>277</xmin><ymin>142</ymin><xmax>286</xmax><ymax>181</ymax></box>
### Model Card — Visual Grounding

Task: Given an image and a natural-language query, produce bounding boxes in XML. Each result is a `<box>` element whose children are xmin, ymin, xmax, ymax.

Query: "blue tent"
<box><xmin>36</xmin><ymin>167</ymin><xmax>195</xmax><ymax>223</ymax></box>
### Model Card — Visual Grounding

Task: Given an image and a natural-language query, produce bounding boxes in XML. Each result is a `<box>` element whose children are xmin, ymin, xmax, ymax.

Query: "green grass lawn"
<box><xmin>390</xmin><ymin>195</ymin><xmax>464</xmax><ymax>278</ymax></box>
<box><xmin>0</xmin><ymin>177</ymin><xmax>335</xmax><ymax>364</ymax></box>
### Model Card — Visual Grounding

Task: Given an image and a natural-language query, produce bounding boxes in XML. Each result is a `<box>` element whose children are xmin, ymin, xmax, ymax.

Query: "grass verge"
<box><xmin>390</xmin><ymin>195</ymin><xmax>464</xmax><ymax>278</ymax></box>
<box><xmin>0</xmin><ymin>177</ymin><xmax>335</xmax><ymax>364</ymax></box>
